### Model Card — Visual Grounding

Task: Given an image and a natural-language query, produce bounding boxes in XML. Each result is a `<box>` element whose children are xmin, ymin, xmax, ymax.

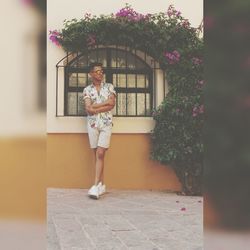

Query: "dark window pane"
<box><xmin>70</xmin><ymin>54</ymin><xmax>87</xmax><ymax>68</ymax></box>
<box><xmin>127</xmin><ymin>53</ymin><xmax>136</xmax><ymax>69</ymax></box>
<box><xmin>111</xmin><ymin>50</ymin><xmax>126</xmax><ymax>68</ymax></box>
<box><xmin>88</xmin><ymin>50</ymin><xmax>98</xmax><ymax>64</ymax></box>
<box><xmin>96</xmin><ymin>49</ymin><xmax>107</xmax><ymax>67</ymax></box>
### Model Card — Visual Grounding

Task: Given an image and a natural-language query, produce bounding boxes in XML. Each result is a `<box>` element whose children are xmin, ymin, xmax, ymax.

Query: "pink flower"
<box><xmin>87</xmin><ymin>34</ymin><xmax>96</xmax><ymax>46</ymax></box>
<box><xmin>192</xmin><ymin>57</ymin><xmax>203</xmax><ymax>65</ymax></box>
<box><xmin>197</xmin><ymin>80</ymin><xmax>205</xmax><ymax>89</ymax></box>
<box><xmin>49</xmin><ymin>30</ymin><xmax>61</xmax><ymax>47</ymax></box>
<box><xmin>116</xmin><ymin>6</ymin><xmax>146</xmax><ymax>21</ymax></box>
<box><xmin>181</xmin><ymin>207</ymin><xmax>186</xmax><ymax>211</ymax></box>
<box><xmin>84</xmin><ymin>13</ymin><xmax>91</xmax><ymax>21</ymax></box>
<box><xmin>198</xmin><ymin>80</ymin><xmax>204</xmax><ymax>86</ymax></box>
<box><xmin>165</xmin><ymin>50</ymin><xmax>181</xmax><ymax>64</ymax></box>
<box><xmin>167</xmin><ymin>4</ymin><xmax>175</xmax><ymax>17</ymax></box>
<box><xmin>182</xmin><ymin>19</ymin><xmax>190</xmax><ymax>28</ymax></box>
<box><xmin>21</xmin><ymin>0</ymin><xmax>33</xmax><ymax>5</ymax></box>
<box><xmin>176</xmin><ymin>11</ymin><xmax>181</xmax><ymax>17</ymax></box>
<box><xmin>199</xmin><ymin>105</ymin><xmax>204</xmax><ymax>114</ymax></box>
<box><xmin>166</xmin><ymin>4</ymin><xmax>181</xmax><ymax>18</ymax></box>
<box><xmin>192</xmin><ymin>105</ymin><xmax>204</xmax><ymax>117</ymax></box>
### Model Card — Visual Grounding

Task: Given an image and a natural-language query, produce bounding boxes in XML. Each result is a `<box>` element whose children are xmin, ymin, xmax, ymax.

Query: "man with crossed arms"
<box><xmin>83</xmin><ymin>62</ymin><xmax>116</xmax><ymax>199</ymax></box>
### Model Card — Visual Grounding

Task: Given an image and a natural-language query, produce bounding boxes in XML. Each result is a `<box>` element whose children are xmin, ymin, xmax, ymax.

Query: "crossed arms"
<box><xmin>84</xmin><ymin>94</ymin><xmax>116</xmax><ymax>115</ymax></box>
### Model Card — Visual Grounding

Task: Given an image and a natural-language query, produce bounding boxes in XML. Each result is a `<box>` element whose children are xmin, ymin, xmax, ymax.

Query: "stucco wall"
<box><xmin>47</xmin><ymin>134</ymin><xmax>181</xmax><ymax>191</ymax></box>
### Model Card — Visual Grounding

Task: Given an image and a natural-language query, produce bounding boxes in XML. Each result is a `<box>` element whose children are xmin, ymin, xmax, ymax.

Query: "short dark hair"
<box><xmin>89</xmin><ymin>62</ymin><xmax>103</xmax><ymax>72</ymax></box>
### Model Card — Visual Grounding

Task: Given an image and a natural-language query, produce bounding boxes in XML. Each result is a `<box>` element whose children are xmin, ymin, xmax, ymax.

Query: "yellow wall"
<box><xmin>0</xmin><ymin>138</ymin><xmax>46</xmax><ymax>220</ymax></box>
<box><xmin>47</xmin><ymin>134</ymin><xmax>181</xmax><ymax>191</ymax></box>
<box><xmin>0</xmin><ymin>135</ymin><xmax>181</xmax><ymax>219</ymax></box>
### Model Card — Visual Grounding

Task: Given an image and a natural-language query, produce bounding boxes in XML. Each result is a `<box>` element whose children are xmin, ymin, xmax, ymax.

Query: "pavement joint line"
<box><xmin>51</xmin><ymin>216</ymin><xmax>65</xmax><ymax>250</ymax></box>
<box><xmin>74</xmin><ymin>215</ymin><xmax>97</xmax><ymax>250</ymax></box>
<box><xmin>111</xmin><ymin>229</ymin><xmax>136</xmax><ymax>232</ymax></box>
<box><xmin>120</xmin><ymin>212</ymin><xmax>164</xmax><ymax>250</ymax></box>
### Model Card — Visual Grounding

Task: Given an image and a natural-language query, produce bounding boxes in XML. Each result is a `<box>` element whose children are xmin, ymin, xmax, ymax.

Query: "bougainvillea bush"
<box><xmin>50</xmin><ymin>4</ymin><xmax>204</xmax><ymax>195</ymax></box>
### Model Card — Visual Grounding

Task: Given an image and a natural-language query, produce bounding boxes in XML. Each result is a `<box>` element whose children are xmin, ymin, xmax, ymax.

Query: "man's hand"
<box><xmin>87</xmin><ymin>106</ymin><xmax>98</xmax><ymax>115</ymax></box>
<box><xmin>91</xmin><ymin>94</ymin><xmax>116</xmax><ymax>109</ymax></box>
<box><xmin>84</xmin><ymin>94</ymin><xmax>116</xmax><ymax>114</ymax></box>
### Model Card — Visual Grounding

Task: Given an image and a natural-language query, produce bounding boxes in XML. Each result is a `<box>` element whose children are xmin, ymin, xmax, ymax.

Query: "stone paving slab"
<box><xmin>47</xmin><ymin>188</ymin><xmax>203</xmax><ymax>250</ymax></box>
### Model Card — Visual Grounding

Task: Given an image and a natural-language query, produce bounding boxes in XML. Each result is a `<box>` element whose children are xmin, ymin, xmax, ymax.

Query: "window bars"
<box><xmin>55</xmin><ymin>46</ymin><xmax>167</xmax><ymax>117</ymax></box>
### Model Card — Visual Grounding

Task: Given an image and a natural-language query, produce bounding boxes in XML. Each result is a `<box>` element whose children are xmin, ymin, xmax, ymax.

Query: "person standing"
<box><xmin>83</xmin><ymin>62</ymin><xmax>116</xmax><ymax>199</ymax></box>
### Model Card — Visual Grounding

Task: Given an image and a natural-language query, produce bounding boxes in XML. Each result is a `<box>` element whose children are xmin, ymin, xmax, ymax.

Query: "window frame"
<box><xmin>64</xmin><ymin>48</ymin><xmax>154</xmax><ymax>117</ymax></box>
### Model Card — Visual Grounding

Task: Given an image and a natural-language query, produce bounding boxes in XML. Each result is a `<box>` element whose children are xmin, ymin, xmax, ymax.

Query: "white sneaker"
<box><xmin>88</xmin><ymin>185</ymin><xmax>99</xmax><ymax>199</ymax></box>
<box><xmin>97</xmin><ymin>182</ymin><xmax>106</xmax><ymax>196</ymax></box>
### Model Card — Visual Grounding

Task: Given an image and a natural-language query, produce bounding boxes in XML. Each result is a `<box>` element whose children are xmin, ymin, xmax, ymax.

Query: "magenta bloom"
<box><xmin>116</xmin><ymin>6</ymin><xmax>145</xmax><ymax>21</ymax></box>
<box><xmin>21</xmin><ymin>0</ymin><xmax>33</xmax><ymax>6</ymax></box>
<box><xmin>198</xmin><ymin>80</ymin><xmax>204</xmax><ymax>86</ymax></box>
<box><xmin>199</xmin><ymin>104</ymin><xmax>204</xmax><ymax>114</ymax></box>
<box><xmin>181</xmin><ymin>207</ymin><xmax>186</xmax><ymax>211</ymax></box>
<box><xmin>84</xmin><ymin>13</ymin><xmax>91</xmax><ymax>21</ymax></box>
<box><xmin>49</xmin><ymin>30</ymin><xmax>61</xmax><ymax>46</ymax></box>
<box><xmin>192</xmin><ymin>57</ymin><xmax>203</xmax><ymax>65</ymax></box>
<box><xmin>167</xmin><ymin>4</ymin><xmax>181</xmax><ymax>18</ymax></box>
<box><xmin>176</xmin><ymin>11</ymin><xmax>181</xmax><ymax>17</ymax></box>
<box><xmin>197</xmin><ymin>80</ymin><xmax>205</xmax><ymax>89</ymax></box>
<box><xmin>182</xmin><ymin>19</ymin><xmax>191</xmax><ymax>28</ymax></box>
<box><xmin>165</xmin><ymin>50</ymin><xmax>181</xmax><ymax>64</ymax></box>
<box><xmin>87</xmin><ymin>34</ymin><xmax>96</xmax><ymax>46</ymax></box>
<box><xmin>192</xmin><ymin>105</ymin><xmax>204</xmax><ymax>117</ymax></box>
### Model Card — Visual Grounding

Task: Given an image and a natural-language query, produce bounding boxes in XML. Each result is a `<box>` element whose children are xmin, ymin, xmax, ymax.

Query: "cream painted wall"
<box><xmin>47</xmin><ymin>0</ymin><xmax>203</xmax><ymax>133</ymax></box>
<box><xmin>0</xmin><ymin>3</ymin><xmax>45</xmax><ymax>136</ymax></box>
<box><xmin>48</xmin><ymin>0</ymin><xmax>203</xmax><ymax>28</ymax></box>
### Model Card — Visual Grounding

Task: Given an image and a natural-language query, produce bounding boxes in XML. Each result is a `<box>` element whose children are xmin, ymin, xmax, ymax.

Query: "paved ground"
<box><xmin>47</xmin><ymin>188</ymin><xmax>203</xmax><ymax>250</ymax></box>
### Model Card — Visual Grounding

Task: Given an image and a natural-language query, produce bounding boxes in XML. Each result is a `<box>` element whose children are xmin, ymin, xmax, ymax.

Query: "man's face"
<box><xmin>90</xmin><ymin>66</ymin><xmax>104</xmax><ymax>82</ymax></box>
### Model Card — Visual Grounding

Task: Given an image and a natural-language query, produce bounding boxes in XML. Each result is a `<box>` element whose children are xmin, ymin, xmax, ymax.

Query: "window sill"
<box><xmin>47</xmin><ymin>116</ymin><xmax>155</xmax><ymax>134</ymax></box>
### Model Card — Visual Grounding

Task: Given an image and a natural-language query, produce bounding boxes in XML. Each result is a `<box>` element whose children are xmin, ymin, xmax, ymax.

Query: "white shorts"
<box><xmin>87</xmin><ymin>124</ymin><xmax>112</xmax><ymax>149</ymax></box>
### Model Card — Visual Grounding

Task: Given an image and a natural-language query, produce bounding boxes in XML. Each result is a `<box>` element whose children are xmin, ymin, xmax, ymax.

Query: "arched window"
<box><xmin>62</xmin><ymin>47</ymin><xmax>153</xmax><ymax>117</ymax></box>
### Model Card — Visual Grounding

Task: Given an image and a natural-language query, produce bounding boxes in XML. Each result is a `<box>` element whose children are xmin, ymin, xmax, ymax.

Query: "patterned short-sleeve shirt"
<box><xmin>83</xmin><ymin>82</ymin><xmax>116</xmax><ymax>129</ymax></box>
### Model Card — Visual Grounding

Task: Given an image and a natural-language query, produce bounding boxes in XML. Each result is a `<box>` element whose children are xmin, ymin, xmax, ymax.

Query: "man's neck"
<box><xmin>93</xmin><ymin>80</ymin><xmax>102</xmax><ymax>86</ymax></box>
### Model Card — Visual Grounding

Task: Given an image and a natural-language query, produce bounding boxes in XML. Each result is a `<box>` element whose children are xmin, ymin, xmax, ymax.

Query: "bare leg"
<box><xmin>99</xmin><ymin>158</ymin><xmax>104</xmax><ymax>184</ymax></box>
<box><xmin>93</xmin><ymin>148</ymin><xmax>97</xmax><ymax>164</ymax></box>
<box><xmin>94</xmin><ymin>147</ymin><xmax>106</xmax><ymax>185</ymax></box>
<box><xmin>99</xmin><ymin>148</ymin><xmax>107</xmax><ymax>184</ymax></box>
